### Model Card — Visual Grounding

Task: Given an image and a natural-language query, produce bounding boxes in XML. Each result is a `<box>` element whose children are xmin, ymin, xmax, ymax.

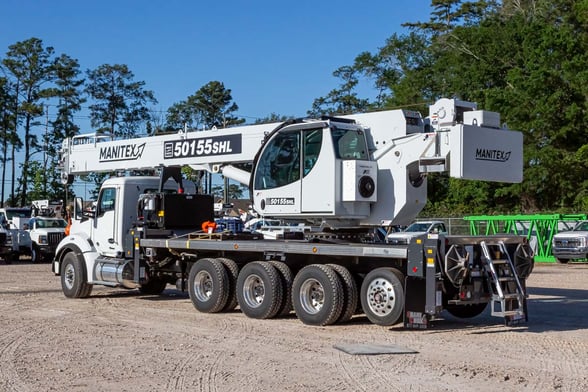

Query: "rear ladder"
<box><xmin>481</xmin><ymin>240</ymin><xmax>528</xmax><ymax>325</ymax></box>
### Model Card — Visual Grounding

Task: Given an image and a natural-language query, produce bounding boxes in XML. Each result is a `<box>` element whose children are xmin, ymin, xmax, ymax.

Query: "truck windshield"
<box><xmin>5</xmin><ymin>209</ymin><xmax>32</xmax><ymax>219</ymax></box>
<box><xmin>574</xmin><ymin>221</ymin><xmax>588</xmax><ymax>231</ymax></box>
<box><xmin>404</xmin><ymin>223</ymin><xmax>431</xmax><ymax>232</ymax></box>
<box><xmin>331</xmin><ymin>128</ymin><xmax>368</xmax><ymax>160</ymax></box>
<box><xmin>36</xmin><ymin>219</ymin><xmax>67</xmax><ymax>228</ymax></box>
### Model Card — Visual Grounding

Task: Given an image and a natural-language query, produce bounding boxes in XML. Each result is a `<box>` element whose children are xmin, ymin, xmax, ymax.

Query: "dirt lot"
<box><xmin>0</xmin><ymin>260</ymin><xmax>587</xmax><ymax>392</ymax></box>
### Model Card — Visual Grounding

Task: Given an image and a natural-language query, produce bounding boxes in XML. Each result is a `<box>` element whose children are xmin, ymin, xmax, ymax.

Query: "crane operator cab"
<box><xmin>251</xmin><ymin>119</ymin><xmax>377</xmax><ymax>226</ymax></box>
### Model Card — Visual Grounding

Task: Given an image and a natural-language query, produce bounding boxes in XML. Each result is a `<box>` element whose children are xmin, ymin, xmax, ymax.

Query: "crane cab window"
<box><xmin>303</xmin><ymin>129</ymin><xmax>322</xmax><ymax>176</ymax></box>
<box><xmin>255</xmin><ymin>132</ymin><xmax>301</xmax><ymax>190</ymax></box>
<box><xmin>97</xmin><ymin>187</ymin><xmax>116</xmax><ymax>216</ymax></box>
<box><xmin>331</xmin><ymin>128</ymin><xmax>368</xmax><ymax>160</ymax></box>
<box><xmin>254</xmin><ymin>128</ymin><xmax>324</xmax><ymax>190</ymax></box>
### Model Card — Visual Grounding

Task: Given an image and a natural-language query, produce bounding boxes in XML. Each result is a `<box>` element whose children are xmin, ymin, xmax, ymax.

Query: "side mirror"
<box><xmin>74</xmin><ymin>197</ymin><xmax>85</xmax><ymax>220</ymax></box>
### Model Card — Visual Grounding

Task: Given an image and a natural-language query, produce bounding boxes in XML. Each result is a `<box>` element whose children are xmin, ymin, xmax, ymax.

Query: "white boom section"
<box><xmin>59</xmin><ymin>122</ymin><xmax>281</xmax><ymax>182</ymax></box>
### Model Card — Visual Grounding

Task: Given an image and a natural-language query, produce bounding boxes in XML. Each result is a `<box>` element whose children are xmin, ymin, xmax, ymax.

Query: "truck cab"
<box><xmin>53</xmin><ymin>176</ymin><xmax>197</xmax><ymax>279</ymax></box>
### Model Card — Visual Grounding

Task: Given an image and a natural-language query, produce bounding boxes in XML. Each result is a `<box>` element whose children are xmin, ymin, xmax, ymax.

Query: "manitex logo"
<box><xmin>99</xmin><ymin>143</ymin><xmax>146</xmax><ymax>162</ymax></box>
<box><xmin>475</xmin><ymin>148</ymin><xmax>511</xmax><ymax>162</ymax></box>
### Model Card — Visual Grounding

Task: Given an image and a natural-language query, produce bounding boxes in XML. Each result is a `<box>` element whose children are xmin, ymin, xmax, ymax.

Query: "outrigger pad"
<box><xmin>334</xmin><ymin>343</ymin><xmax>418</xmax><ymax>355</ymax></box>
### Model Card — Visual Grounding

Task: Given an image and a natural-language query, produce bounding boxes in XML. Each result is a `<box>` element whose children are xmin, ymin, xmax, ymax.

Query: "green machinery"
<box><xmin>464</xmin><ymin>214</ymin><xmax>587</xmax><ymax>262</ymax></box>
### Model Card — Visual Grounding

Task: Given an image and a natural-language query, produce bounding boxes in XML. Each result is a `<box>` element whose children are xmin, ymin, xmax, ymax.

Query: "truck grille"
<box><xmin>48</xmin><ymin>232</ymin><xmax>65</xmax><ymax>246</ymax></box>
<box><xmin>0</xmin><ymin>232</ymin><xmax>5</xmax><ymax>243</ymax></box>
<box><xmin>554</xmin><ymin>238</ymin><xmax>584</xmax><ymax>247</ymax></box>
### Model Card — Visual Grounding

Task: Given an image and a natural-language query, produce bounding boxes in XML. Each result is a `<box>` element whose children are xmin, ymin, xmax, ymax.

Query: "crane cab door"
<box><xmin>252</xmin><ymin>130</ymin><xmax>302</xmax><ymax>215</ymax></box>
<box><xmin>93</xmin><ymin>186</ymin><xmax>120</xmax><ymax>257</ymax></box>
<box><xmin>252</xmin><ymin>124</ymin><xmax>335</xmax><ymax>216</ymax></box>
<box><xmin>300</xmin><ymin>128</ymin><xmax>334</xmax><ymax>213</ymax></box>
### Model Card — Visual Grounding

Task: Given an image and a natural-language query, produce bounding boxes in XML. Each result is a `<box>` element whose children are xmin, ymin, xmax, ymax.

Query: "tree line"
<box><xmin>1</xmin><ymin>0</ymin><xmax>587</xmax><ymax>216</ymax></box>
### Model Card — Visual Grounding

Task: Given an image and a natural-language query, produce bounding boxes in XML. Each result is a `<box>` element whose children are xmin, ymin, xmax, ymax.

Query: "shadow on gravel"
<box><xmin>524</xmin><ymin>286</ymin><xmax>588</xmax><ymax>333</ymax></box>
<box><xmin>418</xmin><ymin>286</ymin><xmax>588</xmax><ymax>334</ymax></box>
<box><xmin>89</xmin><ymin>288</ymin><xmax>190</xmax><ymax>301</ymax></box>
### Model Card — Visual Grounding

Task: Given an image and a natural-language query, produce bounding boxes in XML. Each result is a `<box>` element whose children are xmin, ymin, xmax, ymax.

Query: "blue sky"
<box><xmin>0</xmin><ymin>0</ymin><xmax>432</xmax><ymax>199</ymax></box>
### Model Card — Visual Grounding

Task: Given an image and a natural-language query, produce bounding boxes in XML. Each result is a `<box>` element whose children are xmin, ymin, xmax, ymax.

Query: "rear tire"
<box><xmin>292</xmin><ymin>264</ymin><xmax>344</xmax><ymax>326</ymax></box>
<box><xmin>188</xmin><ymin>258</ymin><xmax>229</xmax><ymax>313</ymax></box>
<box><xmin>217</xmin><ymin>257</ymin><xmax>239</xmax><ymax>311</ymax></box>
<box><xmin>237</xmin><ymin>261</ymin><xmax>283</xmax><ymax>319</ymax></box>
<box><xmin>268</xmin><ymin>260</ymin><xmax>293</xmax><ymax>317</ymax></box>
<box><xmin>327</xmin><ymin>264</ymin><xmax>358</xmax><ymax>323</ymax></box>
<box><xmin>60</xmin><ymin>252</ymin><xmax>93</xmax><ymax>298</ymax></box>
<box><xmin>360</xmin><ymin>267</ymin><xmax>404</xmax><ymax>326</ymax></box>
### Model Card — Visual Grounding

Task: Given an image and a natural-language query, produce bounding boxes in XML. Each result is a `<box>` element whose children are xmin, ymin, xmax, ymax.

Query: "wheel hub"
<box><xmin>243</xmin><ymin>274</ymin><xmax>265</xmax><ymax>308</ymax></box>
<box><xmin>64</xmin><ymin>264</ymin><xmax>75</xmax><ymax>290</ymax></box>
<box><xmin>194</xmin><ymin>271</ymin><xmax>213</xmax><ymax>302</ymax></box>
<box><xmin>299</xmin><ymin>278</ymin><xmax>324</xmax><ymax>314</ymax></box>
<box><xmin>367</xmin><ymin>279</ymin><xmax>395</xmax><ymax>316</ymax></box>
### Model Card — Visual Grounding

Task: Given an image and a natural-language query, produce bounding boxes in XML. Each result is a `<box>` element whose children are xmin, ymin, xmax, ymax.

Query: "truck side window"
<box><xmin>97</xmin><ymin>187</ymin><xmax>116</xmax><ymax>216</ymax></box>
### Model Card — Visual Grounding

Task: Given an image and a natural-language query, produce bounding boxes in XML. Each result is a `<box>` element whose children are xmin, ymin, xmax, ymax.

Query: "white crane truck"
<box><xmin>53</xmin><ymin>98</ymin><xmax>534</xmax><ymax>328</ymax></box>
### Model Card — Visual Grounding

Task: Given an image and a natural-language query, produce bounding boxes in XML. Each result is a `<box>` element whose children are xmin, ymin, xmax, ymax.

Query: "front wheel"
<box><xmin>60</xmin><ymin>252</ymin><xmax>93</xmax><ymax>298</ymax></box>
<box><xmin>31</xmin><ymin>244</ymin><xmax>41</xmax><ymax>264</ymax></box>
<box><xmin>360</xmin><ymin>268</ymin><xmax>405</xmax><ymax>326</ymax></box>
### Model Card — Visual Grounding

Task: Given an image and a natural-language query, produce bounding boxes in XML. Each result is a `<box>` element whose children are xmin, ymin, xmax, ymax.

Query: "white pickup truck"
<box><xmin>28</xmin><ymin>216</ymin><xmax>68</xmax><ymax>263</ymax></box>
<box><xmin>386</xmin><ymin>220</ymin><xmax>447</xmax><ymax>245</ymax></box>
<box><xmin>552</xmin><ymin>221</ymin><xmax>588</xmax><ymax>263</ymax></box>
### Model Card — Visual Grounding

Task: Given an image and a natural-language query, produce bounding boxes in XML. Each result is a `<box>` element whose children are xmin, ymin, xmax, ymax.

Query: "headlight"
<box><xmin>39</xmin><ymin>235</ymin><xmax>48</xmax><ymax>244</ymax></box>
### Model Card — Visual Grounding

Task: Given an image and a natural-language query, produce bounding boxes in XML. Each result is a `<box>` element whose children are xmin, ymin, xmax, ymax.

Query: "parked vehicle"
<box><xmin>552</xmin><ymin>220</ymin><xmax>588</xmax><ymax>263</ymax></box>
<box><xmin>28</xmin><ymin>216</ymin><xmax>68</xmax><ymax>263</ymax></box>
<box><xmin>386</xmin><ymin>220</ymin><xmax>447</xmax><ymax>245</ymax></box>
<box><xmin>0</xmin><ymin>208</ymin><xmax>33</xmax><ymax>261</ymax></box>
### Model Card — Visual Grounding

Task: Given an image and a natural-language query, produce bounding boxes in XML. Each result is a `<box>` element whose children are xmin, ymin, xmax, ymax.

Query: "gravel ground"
<box><xmin>0</xmin><ymin>260</ymin><xmax>587</xmax><ymax>392</ymax></box>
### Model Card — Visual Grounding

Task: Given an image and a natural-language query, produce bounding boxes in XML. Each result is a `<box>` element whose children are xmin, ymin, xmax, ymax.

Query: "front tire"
<box><xmin>31</xmin><ymin>244</ymin><xmax>41</xmax><ymax>264</ymax></box>
<box><xmin>60</xmin><ymin>252</ymin><xmax>93</xmax><ymax>298</ymax></box>
<box><xmin>188</xmin><ymin>258</ymin><xmax>229</xmax><ymax>313</ymax></box>
<box><xmin>360</xmin><ymin>268</ymin><xmax>404</xmax><ymax>326</ymax></box>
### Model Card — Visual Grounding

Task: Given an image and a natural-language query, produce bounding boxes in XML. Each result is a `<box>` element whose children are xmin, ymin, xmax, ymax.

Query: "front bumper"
<box><xmin>552</xmin><ymin>246</ymin><xmax>588</xmax><ymax>260</ymax></box>
<box><xmin>37</xmin><ymin>243</ymin><xmax>58</xmax><ymax>255</ymax></box>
